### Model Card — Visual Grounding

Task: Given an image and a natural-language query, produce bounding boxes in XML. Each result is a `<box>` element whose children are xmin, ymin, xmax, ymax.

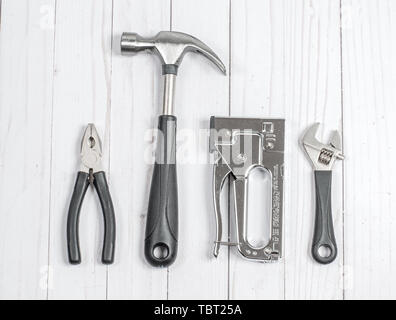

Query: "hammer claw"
<box><xmin>121</xmin><ymin>31</ymin><xmax>226</xmax><ymax>74</ymax></box>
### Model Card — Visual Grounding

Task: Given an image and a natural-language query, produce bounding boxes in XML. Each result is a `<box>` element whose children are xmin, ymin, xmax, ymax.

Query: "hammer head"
<box><xmin>121</xmin><ymin>31</ymin><xmax>226</xmax><ymax>75</ymax></box>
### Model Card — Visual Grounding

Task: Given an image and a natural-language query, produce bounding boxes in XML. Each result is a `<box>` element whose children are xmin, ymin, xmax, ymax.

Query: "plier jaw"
<box><xmin>80</xmin><ymin>123</ymin><xmax>104</xmax><ymax>174</ymax></box>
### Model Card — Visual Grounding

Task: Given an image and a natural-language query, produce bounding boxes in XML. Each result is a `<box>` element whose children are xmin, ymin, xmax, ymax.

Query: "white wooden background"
<box><xmin>0</xmin><ymin>0</ymin><xmax>395</xmax><ymax>300</ymax></box>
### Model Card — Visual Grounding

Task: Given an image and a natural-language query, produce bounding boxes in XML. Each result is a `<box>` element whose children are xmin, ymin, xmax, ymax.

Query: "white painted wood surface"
<box><xmin>342</xmin><ymin>0</ymin><xmax>396</xmax><ymax>299</ymax></box>
<box><xmin>0</xmin><ymin>0</ymin><xmax>395</xmax><ymax>300</ymax></box>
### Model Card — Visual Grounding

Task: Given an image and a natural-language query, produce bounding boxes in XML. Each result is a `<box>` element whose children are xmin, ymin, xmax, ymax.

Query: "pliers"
<box><xmin>67</xmin><ymin>124</ymin><xmax>116</xmax><ymax>265</ymax></box>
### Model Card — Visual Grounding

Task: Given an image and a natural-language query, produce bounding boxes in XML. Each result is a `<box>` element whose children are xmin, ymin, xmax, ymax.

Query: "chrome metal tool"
<box><xmin>301</xmin><ymin>123</ymin><xmax>344</xmax><ymax>264</ymax></box>
<box><xmin>67</xmin><ymin>124</ymin><xmax>115</xmax><ymax>265</ymax></box>
<box><xmin>210</xmin><ymin>117</ymin><xmax>285</xmax><ymax>262</ymax></box>
<box><xmin>121</xmin><ymin>31</ymin><xmax>226</xmax><ymax>267</ymax></box>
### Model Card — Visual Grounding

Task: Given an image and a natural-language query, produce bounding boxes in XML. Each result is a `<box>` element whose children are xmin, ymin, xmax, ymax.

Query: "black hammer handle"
<box><xmin>67</xmin><ymin>172</ymin><xmax>90</xmax><ymax>264</ymax></box>
<box><xmin>93</xmin><ymin>172</ymin><xmax>116</xmax><ymax>264</ymax></box>
<box><xmin>312</xmin><ymin>170</ymin><xmax>337</xmax><ymax>264</ymax></box>
<box><xmin>145</xmin><ymin>115</ymin><xmax>178</xmax><ymax>267</ymax></box>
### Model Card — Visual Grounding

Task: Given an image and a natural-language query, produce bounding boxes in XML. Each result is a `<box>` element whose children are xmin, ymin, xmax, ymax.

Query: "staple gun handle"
<box><xmin>312</xmin><ymin>170</ymin><xmax>337</xmax><ymax>264</ymax></box>
<box><xmin>145</xmin><ymin>115</ymin><xmax>178</xmax><ymax>267</ymax></box>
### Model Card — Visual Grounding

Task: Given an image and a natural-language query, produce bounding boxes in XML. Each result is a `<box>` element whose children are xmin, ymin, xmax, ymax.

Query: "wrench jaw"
<box><xmin>210</xmin><ymin>117</ymin><xmax>285</xmax><ymax>262</ymax></box>
<box><xmin>302</xmin><ymin>123</ymin><xmax>345</xmax><ymax>171</ymax></box>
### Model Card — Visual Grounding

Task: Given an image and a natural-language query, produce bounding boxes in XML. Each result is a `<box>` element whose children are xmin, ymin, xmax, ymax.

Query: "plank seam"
<box><xmin>167</xmin><ymin>0</ymin><xmax>172</xmax><ymax>300</ymax></box>
<box><xmin>0</xmin><ymin>0</ymin><xmax>3</xmax><ymax>32</ymax></box>
<box><xmin>339</xmin><ymin>0</ymin><xmax>346</xmax><ymax>301</ymax></box>
<box><xmin>227</xmin><ymin>0</ymin><xmax>232</xmax><ymax>300</ymax></box>
<box><xmin>170</xmin><ymin>0</ymin><xmax>173</xmax><ymax>31</ymax></box>
<box><xmin>106</xmin><ymin>0</ymin><xmax>115</xmax><ymax>301</ymax></box>
<box><xmin>46</xmin><ymin>0</ymin><xmax>58</xmax><ymax>300</ymax></box>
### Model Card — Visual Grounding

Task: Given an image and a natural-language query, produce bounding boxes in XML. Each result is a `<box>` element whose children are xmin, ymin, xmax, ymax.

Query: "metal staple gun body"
<box><xmin>210</xmin><ymin>117</ymin><xmax>285</xmax><ymax>262</ymax></box>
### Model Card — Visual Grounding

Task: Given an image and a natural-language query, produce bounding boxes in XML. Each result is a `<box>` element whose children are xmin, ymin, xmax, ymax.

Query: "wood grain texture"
<box><xmin>0</xmin><ymin>0</ymin><xmax>55</xmax><ymax>299</ymax></box>
<box><xmin>229</xmin><ymin>0</ymin><xmax>343</xmax><ymax>300</ymax></box>
<box><xmin>229</xmin><ymin>0</ymin><xmax>285</xmax><ymax>300</ymax></box>
<box><xmin>342</xmin><ymin>0</ymin><xmax>396</xmax><ymax>299</ymax></box>
<box><xmin>48</xmin><ymin>0</ymin><xmax>113</xmax><ymax>299</ymax></box>
<box><xmin>107</xmin><ymin>0</ymin><xmax>170</xmax><ymax>300</ymax></box>
<box><xmin>0</xmin><ymin>0</ymin><xmax>395</xmax><ymax>300</ymax></box>
<box><xmin>169</xmin><ymin>0</ymin><xmax>229</xmax><ymax>300</ymax></box>
<box><xmin>282</xmin><ymin>0</ymin><xmax>344</xmax><ymax>300</ymax></box>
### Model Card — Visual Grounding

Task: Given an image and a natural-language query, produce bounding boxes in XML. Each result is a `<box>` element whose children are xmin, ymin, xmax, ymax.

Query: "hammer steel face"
<box><xmin>121</xmin><ymin>31</ymin><xmax>226</xmax><ymax>267</ymax></box>
<box><xmin>301</xmin><ymin>123</ymin><xmax>344</xmax><ymax>264</ymax></box>
<box><xmin>210</xmin><ymin>117</ymin><xmax>285</xmax><ymax>262</ymax></box>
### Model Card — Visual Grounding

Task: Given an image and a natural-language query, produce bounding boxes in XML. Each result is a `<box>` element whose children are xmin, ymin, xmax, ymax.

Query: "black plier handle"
<box><xmin>67</xmin><ymin>171</ymin><xmax>115</xmax><ymax>265</ymax></box>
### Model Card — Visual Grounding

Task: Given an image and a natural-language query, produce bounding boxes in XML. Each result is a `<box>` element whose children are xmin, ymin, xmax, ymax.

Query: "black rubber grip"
<box><xmin>93</xmin><ymin>171</ymin><xmax>116</xmax><ymax>265</ymax></box>
<box><xmin>312</xmin><ymin>170</ymin><xmax>337</xmax><ymax>264</ymax></box>
<box><xmin>145</xmin><ymin>115</ymin><xmax>178</xmax><ymax>267</ymax></box>
<box><xmin>67</xmin><ymin>171</ymin><xmax>116</xmax><ymax>265</ymax></box>
<box><xmin>67</xmin><ymin>171</ymin><xmax>90</xmax><ymax>264</ymax></box>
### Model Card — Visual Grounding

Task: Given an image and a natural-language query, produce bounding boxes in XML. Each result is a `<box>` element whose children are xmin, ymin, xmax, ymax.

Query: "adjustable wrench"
<box><xmin>302</xmin><ymin>123</ymin><xmax>344</xmax><ymax>264</ymax></box>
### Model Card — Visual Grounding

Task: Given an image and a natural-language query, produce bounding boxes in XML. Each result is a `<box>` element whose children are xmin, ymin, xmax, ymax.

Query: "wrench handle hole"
<box><xmin>318</xmin><ymin>245</ymin><xmax>332</xmax><ymax>258</ymax></box>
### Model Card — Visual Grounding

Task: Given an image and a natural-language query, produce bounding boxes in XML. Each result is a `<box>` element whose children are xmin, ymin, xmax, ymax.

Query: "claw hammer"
<box><xmin>121</xmin><ymin>31</ymin><xmax>226</xmax><ymax>267</ymax></box>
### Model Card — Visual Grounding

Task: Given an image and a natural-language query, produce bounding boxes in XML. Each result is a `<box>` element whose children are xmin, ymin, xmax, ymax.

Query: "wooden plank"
<box><xmin>1</xmin><ymin>0</ymin><xmax>395</xmax><ymax>300</ymax></box>
<box><xmin>229</xmin><ymin>0</ymin><xmax>284</xmax><ymax>300</ymax></box>
<box><xmin>342</xmin><ymin>0</ymin><xmax>396</xmax><ymax>299</ymax></box>
<box><xmin>47</xmin><ymin>0</ymin><xmax>113</xmax><ymax>299</ymax></box>
<box><xmin>229</xmin><ymin>0</ymin><xmax>343</xmax><ymax>299</ymax></box>
<box><xmin>106</xmin><ymin>0</ymin><xmax>170</xmax><ymax>300</ymax></box>
<box><xmin>168</xmin><ymin>0</ymin><xmax>229</xmax><ymax>299</ymax></box>
<box><xmin>0</xmin><ymin>0</ymin><xmax>55</xmax><ymax>299</ymax></box>
<box><xmin>283</xmin><ymin>0</ymin><xmax>344</xmax><ymax>300</ymax></box>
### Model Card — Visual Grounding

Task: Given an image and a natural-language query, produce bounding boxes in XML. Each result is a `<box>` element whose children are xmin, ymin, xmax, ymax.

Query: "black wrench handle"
<box><xmin>145</xmin><ymin>115</ymin><xmax>178</xmax><ymax>267</ymax></box>
<box><xmin>312</xmin><ymin>170</ymin><xmax>337</xmax><ymax>264</ymax></box>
